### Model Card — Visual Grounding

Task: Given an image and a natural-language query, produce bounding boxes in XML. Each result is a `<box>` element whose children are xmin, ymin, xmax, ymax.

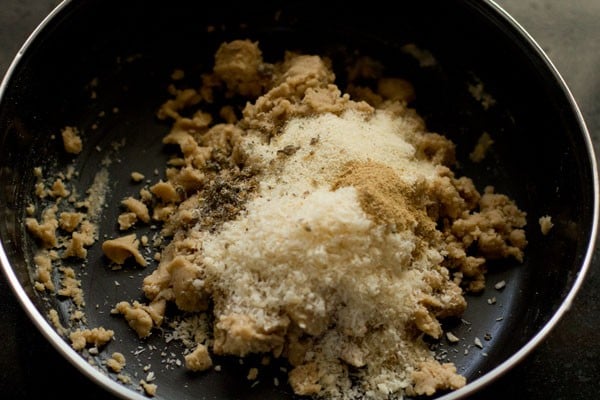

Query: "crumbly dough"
<box><xmin>58</xmin><ymin>266</ymin><xmax>85</xmax><ymax>307</ymax></box>
<box><xmin>184</xmin><ymin>344</ymin><xmax>213</xmax><ymax>372</ymax></box>
<box><xmin>131</xmin><ymin>171</ymin><xmax>145</xmax><ymax>182</ymax></box>
<box><xmin>539</xmin><ymin>215</ymin><xmax>554</xmax><ymax>235</ymax></box>
<box><xmin>49</xmin><ymin>178</ymin><xmax>70</xmax><ymax>198</ymax></box>
<box><xmin>106</xmin><ymin>352</ymin><xmax>127</xmax><ymax>373</ymax></box>
<box><xmin>26</xmin><ymin>144</ymin><xmax>111</xmax><ymax>355</ymax></box>
<box><xmin>407</xmin><ymin>361</ymin><xmax>467</xmax><ymax>396</ymax></box>
<box><xmin>469</xmin><ymin>132</ymin><xmax>494</xmax><ymax>163</ymax></box>
<box><xmin>247</xmin><ymin>367</ymin><xmax>259</xmax><ymax>381</ymax></box>
<box><xmin>26</xmin><ymin>205</ymin><xmax>59</xmax><ymax>248</ymax></box>
<box><xmin>48</xmin><ymin>309</ymin><xmax>67</xmax><ymax>336</ymax></box>
<box><xmin>102</xmin><ymin>234</ymin><xmax>147</xmax><ymax>266</ymax></box>
<box><xmin>33</xmin><ymin>251</ymin><xmax>54</xmax><ymax>291</ymax></box>
<box><xmin>69</xmin><ymin>327</ymin><xmax>114</xmax><ymax>351</ymax></box>
<box><xmin>107</xmin><ymin>40</ymin><xmax>527</xmax><ymax>399</ymax></box>
<box><xmin>118</xmin><ymin>212</ymin><xmax>138</xmax><ymax>230</ymax></box>
<box><xmin>63</xmin><ymin>221</ymin><xmax>96</xmax><ymax>260</ymax></box>
<box><xmin>122</xmin><ymin>197</ymin><xmax>150</xmax><ymax>223</ymax></box>
<box><xmin>61</xmin><ymin>126</ymin><xmax>83</xmax><ymax>154</ymax></box>
<box><xmin>111</xmin><ymin>300</ymin><xmax>165</xmax><ymax>338</ymax></box>
<box><xmin>140</xmin><ymin>380</ymin><xmax>157</xmax><ymax>397</ymax></box>
<box><xmin>59</xmin><ymin>211</ymin><xmax>84</xmax><ymax>232</ymax></box>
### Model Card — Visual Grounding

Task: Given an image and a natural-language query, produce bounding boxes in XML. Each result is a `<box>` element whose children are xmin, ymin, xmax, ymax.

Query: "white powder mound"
<box><xmin>196</xmin><ymin>111</ymin><xmax>450</xmax><ymax>398</ymax></box>
<box><xmin>202</xmin><ymin>186</ymin><xmax>439</xmax><ymax>331</ymax></box>
<box><xmin>202</xmin><ymin>109</ymin><xmax>444</xmax><ymax>335</ymax></box>
<box><xmin>200</xmin><ymin>186</ymin><xmax>444</xmax><ymax>398</ymax></box>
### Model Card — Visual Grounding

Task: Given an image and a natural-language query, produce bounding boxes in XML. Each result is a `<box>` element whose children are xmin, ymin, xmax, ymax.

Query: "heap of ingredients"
<box><xmin>26</xmin><ymin>39</ymin><xmax>527</xmax><ymax>399</ymax></box>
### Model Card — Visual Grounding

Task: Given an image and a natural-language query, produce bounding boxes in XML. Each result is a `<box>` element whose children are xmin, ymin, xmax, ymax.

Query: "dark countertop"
<box><xmin>1</xmin><ymin>0</ymin><xmax>598</xmax><ymax>399</ymax></box>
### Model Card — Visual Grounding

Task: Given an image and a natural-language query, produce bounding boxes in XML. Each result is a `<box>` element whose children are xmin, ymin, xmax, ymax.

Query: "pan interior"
<box><xmin>0</xmin><ymin>1</ymin><xmax>595</xmax><ymax>399</ymax></box>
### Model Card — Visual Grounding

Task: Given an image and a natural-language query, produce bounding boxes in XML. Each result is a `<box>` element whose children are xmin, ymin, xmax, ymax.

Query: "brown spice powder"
<box><xmin>332</xmin><ymin>160</ymin><xmax>438</xmax><ymax>242</ymax></box>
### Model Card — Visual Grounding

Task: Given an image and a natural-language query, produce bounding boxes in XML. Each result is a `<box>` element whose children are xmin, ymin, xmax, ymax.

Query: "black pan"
<box><xmin>0</xmin><ymin>1</ymin><xmax>597</xmax><ymax>399</ymax></box>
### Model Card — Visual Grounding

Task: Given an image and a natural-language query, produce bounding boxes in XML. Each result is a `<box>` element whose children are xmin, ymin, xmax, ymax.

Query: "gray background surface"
<box><xmin>0</xmin><ymin>0</ymin><xmax>598</xmax><ymax>398</ymax></box>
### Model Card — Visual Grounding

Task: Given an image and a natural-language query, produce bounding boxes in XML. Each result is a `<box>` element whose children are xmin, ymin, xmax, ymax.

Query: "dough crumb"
<box><xmin>59</xmin><ymin>212</ymin><xmax>84</xmax><ymax>232</ymax></box>
<box><xmin>468</xmin><ymin>80</ymin><xmax>496</xmax><ymax>110</ymax></box>
<box><xmin>106</xmin><ymin>352</ymin><xmax>127</xmax><ymax>373</ymax></box>
<box><xmin>58</xmin><ymin>266</ymin><xmax>85</xmax><ymax>307</ymax></box>
<box><xmin>33</xmin><ymin>251</ymin><xmax>55</xmax><ymax>291</ymax></box>
<box><xmin>102</xmin><ymin>234</ymin><xmax>147</xmax><ymax>266</ymax></box>
<box><xmin>184</xmin><ymin>344</ymin><xmax>213</xmax><ymax>372</ymax></box>
<box><xmin>288</xmin><ymin>363</ymin><xmax>322</xmax><ymax>396</ymax></box>
<box><xmin>140</xmin><ymin>380</ymin><xmax>158</xmax><ymax>397</ymax></box>
<box><xmin>118</xmin><ymin>212</ymin><xmax>137</xmax><ymax>231</ymax></box>
<box><xmin>49</xmin><ymin>179</ymin><xmax>70</xmax><ymax>198</ymax></box>
<box><xmin>61</xmin><ymin>126</ymin><xmax>83</xmax><ymax>154</ymax></box>
<box><xmin>171</xmin><ymin>69</ymin><xmax>185</xmax><ymax>80</ymax></box>
<box><xmin>111</xmin><ymin>300</ymin><xmax>163</xmax><ymax>338</ymax></box>
<box><xmin>122</xmin><ymin>197</ymin><xmax>150</xmax><ymax>223</ymax></box>
<box><xmin>469</xmin><ymin>132</ymin><xmax>494</xmax><ymax>163</ymax></box>
<box><xmin>131</xmin><ymin>171</ymin><xmax>145</xmax><ymax>182</ymax></box>
<box><xmin>69</xmin><ymin>327</ymin><xmax>114</xmax><ymax>351</ymax></box>
<box><xmin>26</xmin><ymin>206</ymin><xmax>59</xmax><ymax>248</ymax></box>
<box><xmin>539</xmin><ymin>215</ymin><xmax>554</xmax><ymax>235</ymax></box>
<box><xmin>48</xmin><ymin>309</ymin><xmax>67</xmax><ymax>336</ymax></box>
<box><xmin>247</xmin><ymin>367</ymin><xmax>259</xmax><ymax>381</ymax></box>
<box><xmin>408</xmin><ymin>361</ymin><xmax>467</xmax><ymax>396</ymax></box>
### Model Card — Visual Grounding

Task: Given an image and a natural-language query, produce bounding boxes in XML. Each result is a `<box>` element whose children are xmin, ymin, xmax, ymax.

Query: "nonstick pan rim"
<box><xmin>0</xmin><ymin>1</ymin><xmax>597</xmax><ymax>399</ymax></box>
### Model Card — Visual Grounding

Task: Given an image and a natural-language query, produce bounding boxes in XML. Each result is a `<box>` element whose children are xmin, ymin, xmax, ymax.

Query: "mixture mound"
<box><xmin>27</xmin><ymin>39</ymin><xmax>527</xmax><ymax>399</ymax></box>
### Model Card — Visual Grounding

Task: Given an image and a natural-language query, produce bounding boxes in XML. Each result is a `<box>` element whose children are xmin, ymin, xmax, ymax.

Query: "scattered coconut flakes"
<box><xmin>131</xmin><ymin>171</ymin><xmax>145</xmax><ymax>182</ymax></box>
<box><xmin>146</xmin><ymin>371</ymin><xmax>155</xmax><ymax>382</ymax></box>
<box><xmin>474</xmin><ymin>337</ymin><xmax>483</xmax><ymax>349</ymax></box>
<box><xmin>494</xmin><ymin>280</ymin><xmax>506</xmax><ymax>290</ymax></box>
<box><xmin>446</xmin><ymin>332</ymin><xmax>460</xmax><ymax>344</ymax></box>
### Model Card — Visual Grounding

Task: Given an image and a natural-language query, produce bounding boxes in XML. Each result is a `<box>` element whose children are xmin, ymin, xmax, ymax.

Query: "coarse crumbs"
<box><xmin>539</xmin><ymin>215</ymin><xmax>554</xmax><ymax>235</ymax></box>
<box><xmin>469</xmin><ymin>132</ymin><xmax>493</xmax><ymax>163</ymax></box>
